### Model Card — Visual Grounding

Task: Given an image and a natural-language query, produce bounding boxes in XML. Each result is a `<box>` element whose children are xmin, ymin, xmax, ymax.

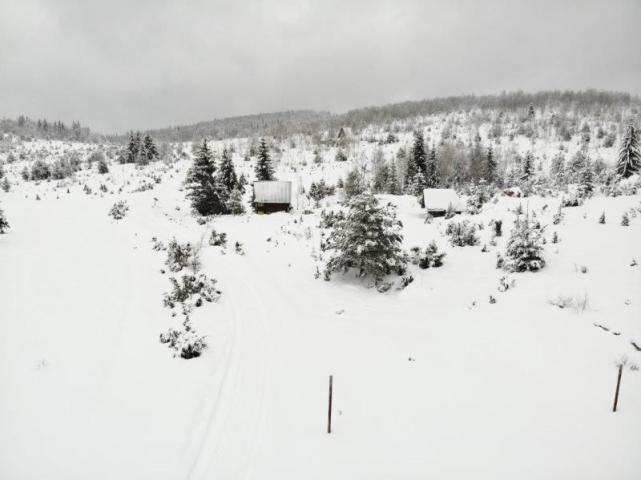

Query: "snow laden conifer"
<box><xmin>484</xmin><ymin>145</ymin><xmax>497</xmax><ymax>184</ymax></box>
<box><xmin>322</xmin><ymin>193</ymin><xmax>407</xmax><ymax>286</ymax></box>
<box><xmin>142</xmin><ymin>134</ymin><xmax>158</xmax><ymax>163</ymax></box>
<box><xmin>217</xmin><ymin>148</ymin><xmax>239</xmax><ymax>192</ymax></box>
<box><xmin>255</xmin><ymin>138</ymin><xmax>275</xmax><ymax>181</ymax></box>
<box><xmin>500</xmin><ymin>212</ymin><xmax>546</xmax><ymax>272</ymax></box>
<box><xmin>425</xmin><ymin>146</ymin><xmax>438</xmax><ymax>187</ymax></box>
<box><xmin>405</xmin><ymin>130</ymin><xmax>426</xmax><ymax>190</ymax></box>
<box><xmin>185</xmin><ymin>139</ymin><xmax>228</xmax><ymax>216</ymax></box>
<box><xmin>616</xmin><ymin>124</ymin><xmax>641</xmax><ymax>178</ymax></box>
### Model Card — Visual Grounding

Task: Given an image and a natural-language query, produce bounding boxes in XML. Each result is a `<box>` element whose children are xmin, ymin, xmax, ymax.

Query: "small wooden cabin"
<box><xmin>253</xmin><ymin>181</ymin><xmax>292</xmax><ymax>213</ymax></box>
<box><xmin>423</xmin><ymin>188</ymin><xmax>465</xmax><ymax>216</ymax></box>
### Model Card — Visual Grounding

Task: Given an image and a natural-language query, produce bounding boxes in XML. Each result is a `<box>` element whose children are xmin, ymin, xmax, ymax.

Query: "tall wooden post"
<box><xmin>612</xmin><ymin>364</ymin><xmax>623</xmax><ymax>412</ymax></box>
<box><xmin>327</xmin><ymin>375</ymin><xmax>333</xmax><ymax>434</ymax></box>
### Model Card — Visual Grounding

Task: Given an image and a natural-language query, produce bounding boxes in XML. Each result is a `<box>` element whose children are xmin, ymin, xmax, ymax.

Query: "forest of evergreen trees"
<box><xmin>118</xmin><ymin>90</ymin><xmax>640</xmax><ymax>142</ymax></box>
<box><xmin>0</xmin><ymin>116</ymin><xmax>93</xmax><ymax>142</ymax></box>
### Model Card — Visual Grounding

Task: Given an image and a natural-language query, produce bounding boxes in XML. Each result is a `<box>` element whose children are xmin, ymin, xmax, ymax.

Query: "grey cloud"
<box><xmin>0</xmin><ymin>0</ymin><xmax>639</xmax><ymax>133</ymax></box>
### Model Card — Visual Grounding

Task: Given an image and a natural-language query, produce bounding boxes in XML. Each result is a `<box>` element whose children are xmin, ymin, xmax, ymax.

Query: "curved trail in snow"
<box><xmin>185</xmin><ymin>252</ymin><xmax>304</xmax><ymax>480</ymax></box>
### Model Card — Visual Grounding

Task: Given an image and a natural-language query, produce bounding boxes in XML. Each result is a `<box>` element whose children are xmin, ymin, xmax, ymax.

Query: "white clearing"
<box><xmin>1</xmin><ymin>161</ymin><xmax>640</xmax><ymax>480</ymax></box>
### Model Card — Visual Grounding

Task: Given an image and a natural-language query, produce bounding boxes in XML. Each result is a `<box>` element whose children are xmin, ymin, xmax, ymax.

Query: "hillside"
<box><xmin>0</xmin><ymin>92</ymin><xmax>640</xmax><ymax>479</ymax></box>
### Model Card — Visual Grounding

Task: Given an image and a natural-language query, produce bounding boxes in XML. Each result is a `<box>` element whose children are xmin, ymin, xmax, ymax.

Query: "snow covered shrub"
<box><xmin>501</xmin><ymin>213</ymin><xmax>546</xmax><ymax>272</ymax></box>
<box><xmin>598</xmin><ymin>212</ymin><xmax>606</xmax><ymax>224</ymax></box>
<box><xmin>560</xmin><ymin>195</ymin><xmax>581</xmax><ymax>207</ymax></box>
<box><xmin>209</xmin><ymin>230</ymin><xmax>227</xmax><ymax>247</ymax></box>
<box><xmin>165</xmin><ymin>239</ymin><xmax>199</xmax><ymax>272</ymax></box>
<box><xmin>308</xmin><ymin>179</ymin><xmax>335</xmax><ymax>203</ymax></box>
<box><xmin>0</xmin><ymin>206</ymin><xmax>9</xmax><ymax>233</ymax></box>
<box><xmin>97</xmin><ymin>158</ymin><xmax>109</xmax><ymax>174</ymax></box>
<box><xmin>30</xmin><ymin>159</ymin><xmax>51</xmax><ymax>181</ymax></box>
<box><xmin>465</xmin><ymin>182</ymin><xmax>493</xmax><ymax>214</ymax></box>
<box><xmin>226</xmin><ymin>188</ymin><xmax>245</xmax><ymax>215</ymax></box>
<box><xmin>445</xmin><ymin>220</ymin><xmax>479</xmax><ymax>247</ymax></box>
<box><xmin>322</xmin><ymin>193</ymin><xmax>407</xmax><ymax>286</ymax></box>
<box><xmin>319</xmin><ymin>209</ymin><xmax>345</xmax><ymax>229</ymax></box>
<box><xmin>160</xmin><ymin>326</ymin><xmax>207</xmax><ymax>359</ymax></box>
<box><xmin>621</xmin><ymin>213</ymin><xmax>630</xmax><ymax>226</ymax></box>
<box><xmin>163</xmin><ymin>274</ymin><xmax>221</xmax><ymax>309</ymax></box>
<box><xmin>548</xmin><ymin>293</ymin><xmax>590</xmax><ymax>313</ymax></box>
<box><xmin>108</xmin><ymin>200</ymin><xmax>129</xmax><ymax>220</ymax></box>
<box><xmin>552</xmin><ymin>206</ymin><xmax>564</xmax><ymax>225</ymax></box>
<box><xmin>151</xmin><ymin>237</ymin><xmax>165</xmax><ymax>251</ymax></box>
<box><xmin>409</xmin><ymin>241</ymin><xmax>446</xmax><ymax>269</ymax></box>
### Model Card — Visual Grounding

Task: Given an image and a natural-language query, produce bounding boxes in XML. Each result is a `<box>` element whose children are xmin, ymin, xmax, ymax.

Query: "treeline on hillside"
<box><xmin>121</xmin><ymin>90</ymin><xmax>639</xmax><ymax>143</ymax></box>
<box><xmin>124</xmin><ymin>110</ymin><xmax>334</xmax><ymax>143</ymax></box>
<box><xmin>0</xmin><ymin>116</ymin><xmax>93</xmax><ymax>142</ymax></box>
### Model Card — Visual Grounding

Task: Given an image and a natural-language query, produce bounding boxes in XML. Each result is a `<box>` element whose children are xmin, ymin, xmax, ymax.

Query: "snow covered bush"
<box><xmin>465</xmin><ymin>181</ymin><xmax>494</xmax><ymax>214</ymax></box>
<box><xmin>162</xmin><ymin>274</ymin><xmax>221</xmax><ymax>309</ymax></box>
<box><xmin>108</xmin><ymin>200</ymin><xmax>129</xmax><ymax>220</ymax></box>
<box><xmin>499</xmin><ymin>213</ymin><xmax>546</xmax><ymax>272</ymax></box>
<box><xmin>0</xmin><ymin>205</ymin><xmax>9</xmax><ymax>233</ymax></box>
<box><xmin>321</xmin><ymin>193</ymin><xmax>407</xmax><ymax>286</ymax></box>
<box><xmin>308</xmin><ymin>179</ymin><xmax>335</xmax><ymax>203</ymax></box>
<box><xmin>445</xmin><ymin>220</ymin><xmax>479</xmax><ymax>247</ymax></box>
<box><xmin>409</xmin><ymin>241</ymin><xmax>446</xmax><ymax>269</ymax></box>
<box><xmin>165</xmin><ymin>239</ymin><xmax>199</xmax><ymax>272</ymax></box>
<box><xmin>209</xmin><ymin>230</ymin><xmax>227</xmax><ymax>247</ymax></box>
<box><xmin>160</xmin><ymin>326</ymin><xmax>207</xmax><ymax>359</ymax></box>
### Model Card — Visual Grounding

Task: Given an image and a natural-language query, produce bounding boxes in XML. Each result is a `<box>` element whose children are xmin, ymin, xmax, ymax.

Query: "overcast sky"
<box><xmin>1</xmin><ymin>0</ymin><xmax>639</xmax><ymax>134</ymax></box>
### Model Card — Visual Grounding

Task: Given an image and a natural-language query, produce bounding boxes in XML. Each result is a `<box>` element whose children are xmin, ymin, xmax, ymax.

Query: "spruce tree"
<box><xmin>466</xmin><ymin>139</ymin><xmax>484</xmax><ymax>182</ymax></box>
<box><xmin>502</xmin><ymin>212</ymin><xmax>546</xmax><ymax>272</ymax></box>
<box><xmin>521</xmin><ymin>152</ymin><xmax>534</xmax><ymax>181</ymax></box>
<box><xmin>185</xmin><ymin>139</ymin><xmax>228</xmax><ymax>216</ymax></box>
<box><xmin>217</xmin><ymin>148</ymin><xmax>239</xmax><ymax>192</ymax></box>
<box><xmin>255</xmin><ymin>138</ymin><xmax>275</xmax><ymax>181</ymax></box>
<box><xmin>407</xmin><ymin>130</ymin><xmax>427</xmax><ymax>184</ymax></box>
<box><xmin>322</xmin><ymin>193</ymin><xmax>407</xmax><ymax>284</ymax></box>
<box><xmin>550</xmin><ymin>153</ymin><xmax>566</xmax><ymax>186</ymax></box>
<box><xmin>616</xmin><ymin>124</ymin><xmax>641</xmax><ymax>178</ymax></box>
<box><xmin>484</xmin><ymin>145</ymin><xmax>497</xmax><ymax>184</ymax></box>
<box><xmin>143</xmin><ymin>134</ymin><xmax>158</xmax><ymax>163</ymax></box>
<box><xmin>126</xmin><ymin>132</ymin><xmax>139</xmax><ymax>164</ymax></box>
<box><xmin>386</xmin><ymin>162</ymin><xmax>400</xmax><ymax>194</ymax></box>
<box><xmin>425</xmin><ymin>146</ymin><xmax>438</xmax><ymax>187</ymax></box>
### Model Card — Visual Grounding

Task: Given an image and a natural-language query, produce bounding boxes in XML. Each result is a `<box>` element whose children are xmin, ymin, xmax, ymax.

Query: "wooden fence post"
<box><xmin>612</xmin><ymin>364</ymin><xmax>623</xmax><ymax>412</ymax></box>
<box><xmin>327</xmin><ymin>375</ymin><xmax>333</xmax><ymax>434</ymax></box>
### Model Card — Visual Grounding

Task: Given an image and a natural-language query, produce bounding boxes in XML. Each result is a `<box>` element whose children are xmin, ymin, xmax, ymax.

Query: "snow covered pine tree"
<box><xmin>617</xmin><ymin>124</ymin><xmax>641</xmax><ymax>178</ymax></box>
<box><xmin>500</xmin><ymin>213</ymin><xmax>546</xmax><ymax>272</ymax></box>
<box><xmin>255</xmin><ymin>138</ymin><xmax>275</xmax><ymax>181</ymax></box>
<box><xmin>185</xmin><ymin>139</ymin><xmax>229</xmax><ymax>216</ymax></box>
<box><xmin>322</xmin><ymin>192</ymin><xmax>407</xmax><ymax>286</ymax></box>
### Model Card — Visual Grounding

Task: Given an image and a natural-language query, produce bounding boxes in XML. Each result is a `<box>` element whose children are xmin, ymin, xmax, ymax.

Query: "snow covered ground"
<box><xmin>1</xmin><ymin>153</ymin><xmax>640</xmax><ymax>479</ymax></box>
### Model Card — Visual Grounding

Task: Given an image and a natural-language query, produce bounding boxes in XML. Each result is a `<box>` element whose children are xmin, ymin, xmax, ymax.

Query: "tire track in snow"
<box><xmin>185</xmin><ymin>253</ymin><xmax>276</xmax><ymax>480</ymax></box>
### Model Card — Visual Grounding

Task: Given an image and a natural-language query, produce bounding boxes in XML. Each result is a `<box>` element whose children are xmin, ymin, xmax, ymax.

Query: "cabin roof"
<box><xmin>423</xmin><ymin>188</ymin><xmax>465</xmax><ymax>212</ymax></box>
<box><xmin>253</xmin><ymin>180</ymin><xmax>292</xmax><ymax>204</ymax></box>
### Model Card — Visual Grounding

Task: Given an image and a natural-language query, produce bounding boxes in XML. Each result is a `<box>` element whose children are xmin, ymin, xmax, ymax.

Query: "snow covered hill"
<box><xmin>1</xmin><ymin>109</ymin><xmax>640</xmax><ymax>479</ymax></box>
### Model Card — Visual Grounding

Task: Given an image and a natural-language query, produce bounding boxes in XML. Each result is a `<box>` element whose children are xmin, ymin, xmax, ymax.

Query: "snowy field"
<box><xmin>1</xmin><ymin>141</ymin><xmax>640</xmax><ymax>479</ymax></box>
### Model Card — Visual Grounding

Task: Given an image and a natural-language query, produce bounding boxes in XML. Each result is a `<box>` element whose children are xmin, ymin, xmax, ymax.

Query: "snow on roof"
<box><xmin>253</xmin><ymin>181</ymin><xmax>292</xmax><ymax>204</ymax></box>
<box><xmin>423</xmin><ymin>188</ymin><xmax>465</xmax><ymax>212</ymax></box>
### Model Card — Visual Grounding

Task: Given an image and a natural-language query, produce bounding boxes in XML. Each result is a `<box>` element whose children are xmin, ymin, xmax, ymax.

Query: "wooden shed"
<box><xmin>423</xmin><ymin>188</ymin><xmax>465</xmax><ymax>216</ymax></box>
<box><xmin>253</xmin><ymin>181</ymin><xmax>292</xmax><ymax>213</ymax></box>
